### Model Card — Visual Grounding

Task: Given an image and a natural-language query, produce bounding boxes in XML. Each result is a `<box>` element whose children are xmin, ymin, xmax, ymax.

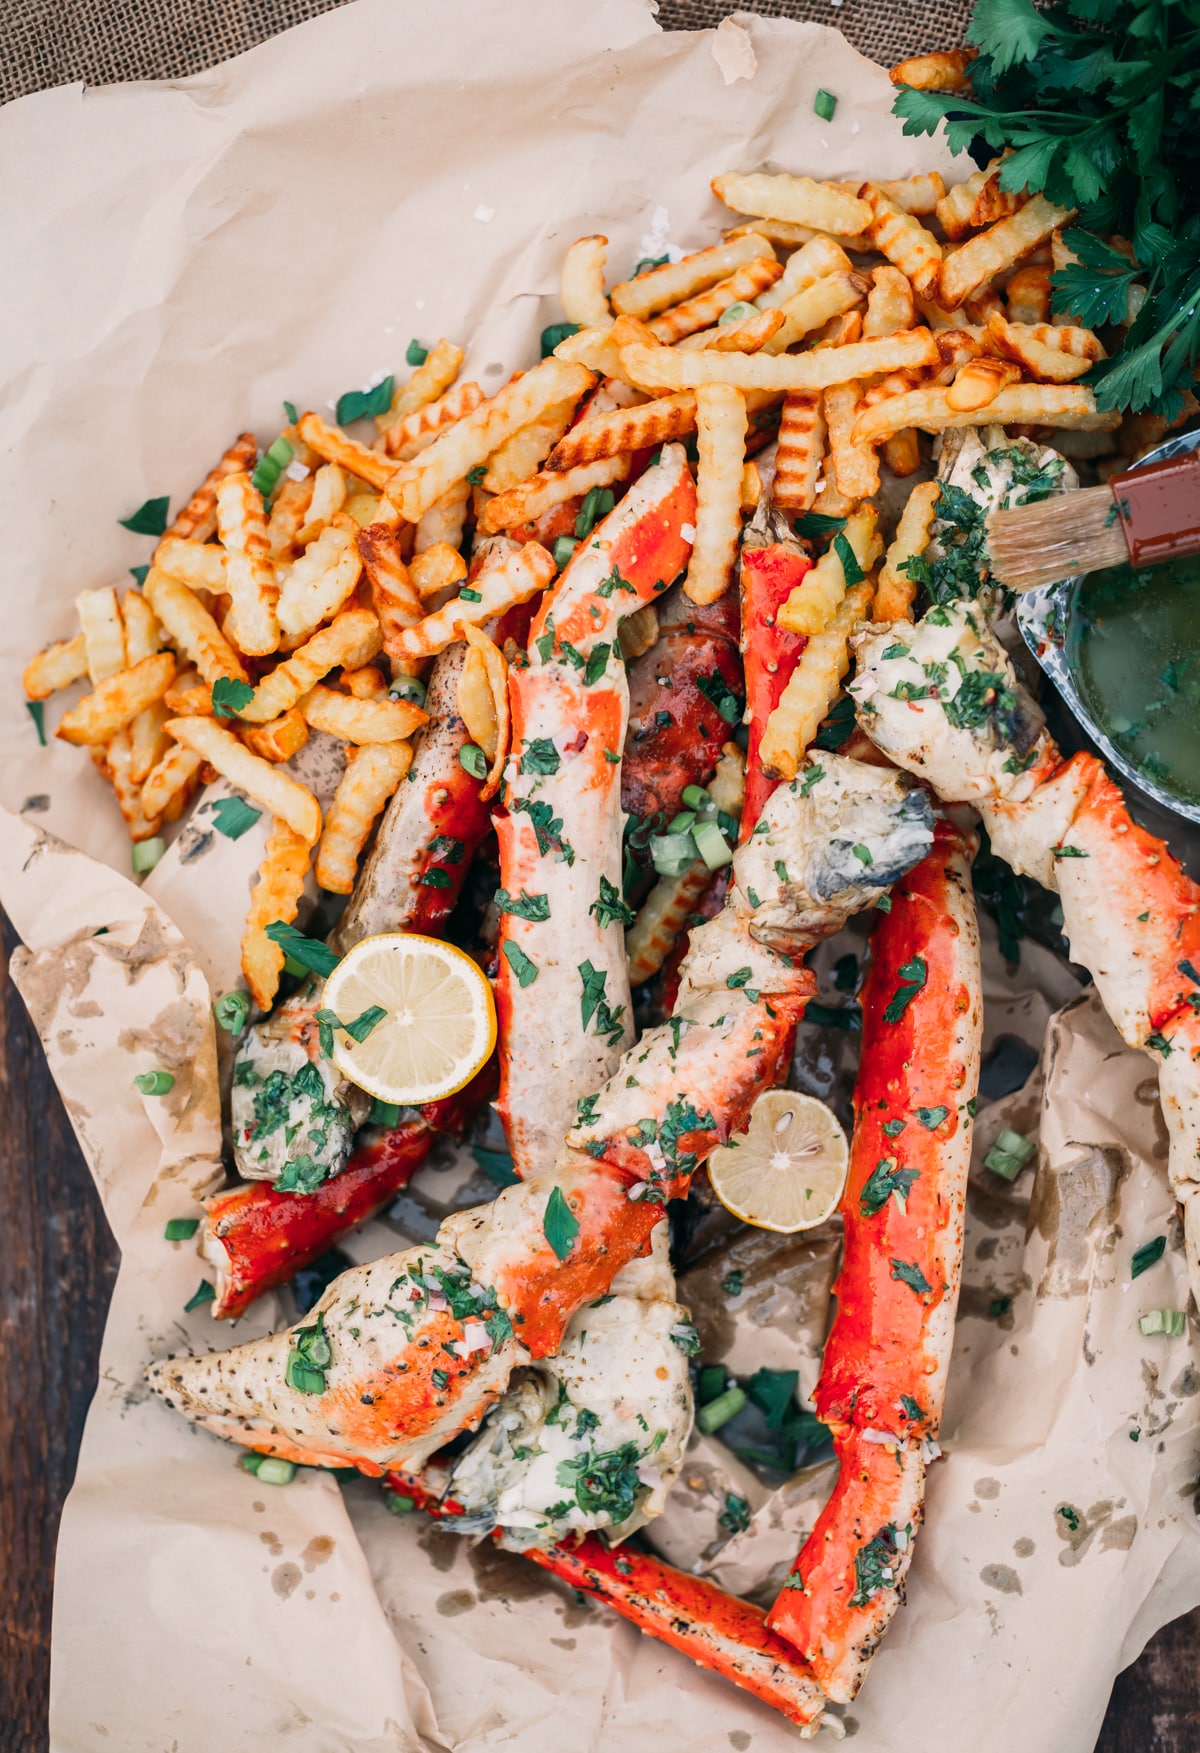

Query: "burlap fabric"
<box><xmin>2</xmin><ymin>0</ymin><xmax>971</xmax><ymax>106</ymax></box>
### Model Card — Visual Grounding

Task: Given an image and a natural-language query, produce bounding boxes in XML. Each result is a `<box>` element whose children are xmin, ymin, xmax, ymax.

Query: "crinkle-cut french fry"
<box><xmin>760</xmin><ymin>579</ymin><xmax>874</xmax><ymax>779</ymax></box>
<box><xmin>808</xmin><ymin>310</ymin><xmax>862</xmax><ymax>350</ymax></box>
<box><xmin>56</xmin><ymin>652</ymin><xmax>176</xmax><ymax>746</ymax></box>
<box><xmin>415</xmin><ymin>477</ymin><xmax>471</xmax><ymax>554</ymax></box>
<box><xmin>140</xmin><ymin>740</ymin><xmax>205</xmax><ymax>819</ymax></box>
<box><xmin>860</xmin><ymin>370</ymin><xmax>920</xmax><ymax>410</ymax></box>
<box><xmin>122</xmin><ymin>589</ymin><xmax>166</xmax><ymax>781</ymax></box>
<box><xmin>618</xmin><ymin>603</ymin><xmax>660</xmax><ymax>662</ymax></box>
<box><xmin>275</xmin><ymin>514</ymin><xmax>362</xmax><ymax>638</ymax></box>
<box><xmin>933</xmin><ymin>158</ymin><xmax>1004</xmax><ymax>240</ymax></box>
<box><xmin>315</xmin><ymin>742</ymin><xmax>412</xmax><ymax>896</ymax></box>
<box><xmin>928</xmin><ymin>328</ymin><xmax>986</xmax><ymax>385</ymax></box>
<box><xmin>344</xmin><ymin>492</ymin><xmax>382</xmax><ymax>528</ymax></box>
<box><xmin>410</xmin><ymin>542</ymin><xmax>468</xmax><ymax>600</ymax></box>
<box><xmin>915</xmin><ymin>294</ymin><xmax>972</xmax><ymax>331</ymax></box>
<box><xmin>985</xmin><ymin>312</ymin><xmax>1105</xmax><ymax>382</ymax></box>
<box><xmin>609</xmin><ymin>314</ymin><xmax>660</xmax><ymax>350</ymax></box>
<box><xmin>862</xmin><ymin>265</ymin><xmax>915</xmax><ymax>338</ymax></box>
<box><xmin>852</xmin><ymin>381</ymin><xmax>1117</xmax><ymax>448</ymax></box>
<box><xmin>1004</xmin><ymin>265</ymin><xmax>1053</xmax><ymax>325</ymax></box>
<box><xmin>724</xmin><ymin>216</ymin><xmax>845</xmax><ymax>250</ymax></box>
<box><xmin>683</xmin><ymin>384</ymin><xmax>746</xmax><ymax>607</ymax></box>
<box><xmin>771</xmin><ymin>392</ymin><xmax>825</xmax><ymax>513</ymax></box>
<box><xmin>76</xmin><ymin>587</ymin><xmax>126</xmax><ymax>682</ymax></box>
<box><xmin>127</xmin><ymin>700</ymin><xmax>170</xmax><ymax>786</ymax></box>
<box><xmin>620</xmin><ymin>329</ymin><xmax>938</xmax><ymax>395</ymax></box>
<box><xmin>610</xmin><ymin>233</ymin><xmax>774</xmax><ymax>319</ymax></box>
<box><xmin>381</xmin><ymin>339</ymin><xmax>465</xmax><ymax>429</ymax></box>
<box><xmin>965</xmin><ymin>286</ymin><xmax>1006</xmax><ymax>325</ymax></box>
<box><xmin>875</xmin><ymin>480</ymin><xmax>940</xmax><ymax>624</ymax></box>
<box><xmin>756</xmin><ymin>234</ymin><xmax>853</xmax><ymax>314</ymax></box>
<box><xmin>163</xmin><ymin>672</ymin><xmax>213</xmax><ymax>715</ymax></box>
<box><xmin>295</xmin><ymin>461</ymin><xmax>349</xmax><ymax>545</ymax></box>
<box><xmin>458</xmin><ymin>624</ymin><xmax>510</xmax><ymax>800</ymax></box>
<box><xmin>357</xmin><ymin>525</ymin><xmax>425</xmax><ymax>660</ymax></box>
<box><xmin>154</xmin><ymin>536</ymin><xmax>228</xmax><ymax>594</ymax></box>
<box><xmin>762</xmin><ymin>272</ymin><xmax>870</xmax><ymax>355</ymax></box>
<box><xmin>389</xmin><ymin>360</ymin><xmax>595</xmax><ymax>523</ymax></box>
<box><xmin>881</xmin><ymin>429</ymin><xmax>921</xmax><ymax>477</ymax></box>
<box><xmin>561</xmin><ymin>235</ymin><xmax>612</xmax><ymax>329</ymax></box>
<box><xmin>970</xmin><ymin>170</ymin><xmax>1026</xmax><ymax>232</ymax></box>
<box><xmin>95</xmin><ymin>727</ymin><xmax>163</xmax><ymax>841</ymax></box>
<box><xmin>144</xmin><ymin>567</ymin><xmax>248</xmax><ymax>686</ymax></box>
<box><xmin>299</xmin><ymin>682</ymin><xmax>425</xmax><ymax>745</ymax></box>
<box><xmin>823</xmin><ymin>380</ymin><xmax>879</xmax><ymax>501</ymax></box>
<box><xmin>646</xmin><ymin>257</ymin><xmax>783</xmax><ymax>345</ymax></box>
<box><xmin>266</xmin><ymin>476</ymin><xmax>316</xmax><ymax>562</ymax></box>
<box><xmin>946</xmin><ymin>357</ymin><xmax>1023</xmax><ymax>413</ymax></box>
<box><xmin>546</xmin><ymin>392</ymin><xmax>696</xmax><ymax>471</ymax></box>
<box><xmin>875</xmin><ymin>172</ymin><xmax>946</xmax><ymax>216</ymax></box>
<box><xmin>23</xmin><ymin>632</ymin><xmax>88</xmax><ymax>700</ymax></box>
<box><xmin>216</xmin><ymin>473</ymin><xmax>279</xmax><ymax>656</ymax></box>
<box><xmin>381</xmin><ymin>380</ymin><xmax>486</xmax><ymax>463</ymax></box>
<box><xmin>861</xmin><ymin>184</ymin><xmax>942</xmax><ymax>303</ymax></box>
<box><xmin>242</xmin><ymin>818</ymin><xmax>314</xmax><ymax>1008</ymax></box>
<box><xmin>342</xmin><ymin>665</ymin><xmax>388</xmax><ymax>699</ymax></box>
<box><xmin>811</xmin><ymin>477</ymin><xmax>855</xmax><ymax>519</ymax></box>
<box><xmin>296</xmin><ymin>414</ymin><xmax>393</xmax><ymax>491</ymax></box>
<box><xmin>241</xmin><ymin>705</ymin><xmax>310</xmax><ymax>763</ymax></box>
<box><xmin>940</xmin><ymin>194</ymin><xmax>1076</xmax><ymax>311</ymax></box>
<box><xmin>165</xmin><ymin>716</ymin><xmax>321</xmax><ymax>842</ymax></box>
<box><xmin>481</xmin><ymin>453</ymin><xmax>628</xmax><ymax>534</ymax></box>
<box><xmin>394</xmin><ymin>541</ymin><xmax>557</xmax><ymax>659</ymax></box>
<box><xmin>889</xmin><ymin>48</ymin><xmax>976</xmax><ymax>94</ymax></box>
<box><xmin>552</xmin><ymin>326</ymin><xmax>628</xmax><ymax>382</ymax></box>
<box><xmin>739</xmin><ymin>462</ymin><xmax>764</xmax><ymax>515</ymax></box>
<box><xmin>160</xmin><ymin>432</ymin><xmax>258</xmax><ymax>547</ymax></box>
<box><xmin>679</xmin><ymin>309</ymin><xmax>785</xmax><ymax>354</ymax></box>
<box><xmin>711</xmin><ymin>171</ymin><xmax>871</xmax><ymax>238</ymax></box>
<box><xmin>482</xmin><ymin>397</ymin><xmax>579</xmax><ymax>493</ymax></box>
<box><xmin>779</xmin><ymin>507</ymin><xmax>879</xmax><ymax>637</ymax></box>
<box><xmin>239</xmin><ymin>606</ymin><xmax>382</xmax><ymax>725</ymax></box>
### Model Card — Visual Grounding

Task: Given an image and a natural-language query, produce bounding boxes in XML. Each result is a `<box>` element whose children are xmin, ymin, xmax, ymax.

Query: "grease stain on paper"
<box><xmin>980</xmin><ymin>1563</ymin><xmax>1022</xmax><ymax>1594</ymax></box>
<box><xmin>272</xmin><ymin>1561</ymin><xmax>302</xmax><ymax>1599</ymax></box>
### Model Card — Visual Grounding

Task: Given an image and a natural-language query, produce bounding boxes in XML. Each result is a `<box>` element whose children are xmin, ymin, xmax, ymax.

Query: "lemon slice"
<box><xmin>707</xmin><ymin>1089</ymin><xmax>849</xmax><ymax>1233</ymax></box>
<box><xmin>322</xmin><ymin>933</ymin><xmax>496</xmax><ymax>1105</ymax></box>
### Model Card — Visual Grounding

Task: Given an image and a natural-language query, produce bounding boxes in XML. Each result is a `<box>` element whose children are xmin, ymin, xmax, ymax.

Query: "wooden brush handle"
<box><xmin>1112</xmin><ymin>448</ymin><xmax>1200</xmax><ymax>567</ymax></box>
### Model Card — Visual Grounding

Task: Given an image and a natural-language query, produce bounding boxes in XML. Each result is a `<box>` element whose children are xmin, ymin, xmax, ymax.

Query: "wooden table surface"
<box><xmin>2</xmin><ymin>904</ymin><xmax>1198</xmax><ymax>1750</ymax></box>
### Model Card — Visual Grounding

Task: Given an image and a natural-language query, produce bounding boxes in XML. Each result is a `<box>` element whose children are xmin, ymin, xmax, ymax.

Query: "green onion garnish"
<box><xmin>384</xmin><ymin>1489</ymin><xmax>415</xmax><ymax>1513</ymax></box>
<box><xmin>26</xmin><ymin>700</ymin><xmax>46</xmax><ymax>745</ymax></box>
<box><xmin>134</xmin><ymin>1069</ymin><xmax>175</xmax><ymax>1096</ymax></box>
<box><xmin>1131</xmin><ymin>1235</ymin><xmax>1166</xmax><ymax>1279</ymax></box>
<box><xmin>406</xmin><ymin>339</ymin><xmax>429</xmax><ymax>367</ymax></box>
<box><xmin>1139</xmin><ymin>1308</ymin><xmax>1187</xmax><ymax>1337</ymax></box>
<box><xmin>369</xmin><ymin>1098</ymin><xmax>402</xmax><ymax>1128</ymax></box>
<box><xmin>131</xmin><ymin>837</ymin><xmax>165</xmax><ymax>876</ymax></box>
<box><xmin>697</xmin><ymin>1385</ymin><xmax>747</xmax><ymax>1435</ymax></box>
<box><xmin>164</xmin><ymin>1217</ymin><xmax>199</xmax><ymax>1241</ymax></box>
<box><xmin>553</xmin><ymin>535</ymin><xmax>579</xmax><ymax>570</ymax></box>
<box><xmin>459</xmin><ymin>743</ymin><xmax>488</xmax><ymax>779</ymax></box>
<box><xmin>984</xmin><ymin>1127</ymin><xmax>1035</xmax><ymax>1181</ymax></box>
<box><xmin>214</xmin><ymin>990</ymin><xmax>250</xmax><ymax>1034</ymax></box>
<box><xmin>681</xmin><ymin>784</ymin><xmax>710</xmax><ymax>811</ymax></box>
<box><xmin>692</xmin><ymin>819</ymin><xmax>733</xmax><ymax>871</ymax></box>
<box><xmin>540</xmin><ymin>322</ymin><xmax>580</xmax><ymax>357</ymax></box>
<box><xmin>389</xmin><ymin>675</ymin><xmax>427</xmax><ymax>707</ymax></box>
<box><xmin>255</xmin><ymin>1457</ymin><xmax>297</xmax><ymax>1486</ymax></box>
<box><xmin>813</xmin><ymin>88</ymin><xmax>837</xmax><ymax>122</ymax></box>
<box><xmin>649</xmin><ymin>831</ymin><xmax>698</xmax><ymax>878</ymax></box>
<box><xmin>718</xmin><ymin>301</ymin><xmax>757</xmax><ymax>325</ymax></box>
<box><xmin>666</xmin><ymin>810</ymin><xmax>698</xmax><ymax>835</ymax></box>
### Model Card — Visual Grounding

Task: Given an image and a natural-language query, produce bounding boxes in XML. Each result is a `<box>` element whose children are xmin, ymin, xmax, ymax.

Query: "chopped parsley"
<box><xmin>850</xmin><ymin>1524</ymin><xmax>905</xmax><ymax>1605</ymax></box>
<box><xmin>211</xmin><ymin>677</ymin><xmax>255</xmax><ymax>719</ymax></box>
<box><xmin>890</xmin><ymin>1258</ymin><xmax>932</xmax><ymax>1295</ymax></box>
<box><xmin>883</xmin><ymin>956</ymin><xmax>927</xmax><ymax>1023</ymax></box>
<box><xmin>859</xmin><ymin>1158</ymin><xmax>920</xmax><ymax>1217</ymax></box>
<box><xmin>590</xmin><ymin>875</ymin><xmax>635</xmax><ymax>929</ymax></box>
<box><xmin>494</xmin><ymin>887</ymin><xmax>551</xmax><ymax>921</ymax></box>
<box><xmin>543</xmin><ymin>1185</ymin><xmax>580</xmax><ymax>1261</ymax></box>
<box><xmin>335</xmin><ymin>377</ymin><xmax>393</xmax><ymax>424</ymax></box>
<box><xmin>502</xmin><ymin>940</ymin><xmax>539</xmax><ymax>987</ymax></box>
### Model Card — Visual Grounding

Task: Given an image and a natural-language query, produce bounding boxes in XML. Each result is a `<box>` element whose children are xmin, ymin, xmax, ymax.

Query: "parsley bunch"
<box><xmin>894</xmin><ymin>0</ymin><xmax>1200</xmax><ymax>415</ymax></box>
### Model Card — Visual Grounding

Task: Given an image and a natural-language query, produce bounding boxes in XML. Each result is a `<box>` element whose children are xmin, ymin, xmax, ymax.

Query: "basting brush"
<box><xmin>986</xmin><ymin>446</ymin><xmax>1200</xmax><ymax>593</ymax></box>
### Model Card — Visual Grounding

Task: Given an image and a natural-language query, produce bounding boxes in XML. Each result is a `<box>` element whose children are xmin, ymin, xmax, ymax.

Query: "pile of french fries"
<box><xmin>25</xmin><ymin>57</ymin><xmax>1134</xmax><ymax>1014</ymax></box>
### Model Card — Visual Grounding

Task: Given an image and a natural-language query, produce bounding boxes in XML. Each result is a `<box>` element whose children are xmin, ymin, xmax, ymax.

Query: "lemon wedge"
<box><xmin>321</xmin><ymin>933</ymin><xmax>495</xmax><ymax>1105</ymax></box>
<box><xmin>707</xmin><ymin>1089</ymin><xmax>849</xmax><ymax>1233</ymax></box>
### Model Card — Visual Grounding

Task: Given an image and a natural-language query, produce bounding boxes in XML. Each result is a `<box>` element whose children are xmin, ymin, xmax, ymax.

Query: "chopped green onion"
<box><xmin>459</xmin><ymin>743</ymin><xmax>488</xmax><ymax>779</ymax></box>
<box><xmin>697</xmin><ymin>1385</ymin><xmax>747</xmax><ymax>1435</ymax></box>
<box><xmin>406</xmin><ymin>339</ymin><xmax>429</xmax><ymax>367</ymax></box>
<box><xmin>164</xmin><ymin>1217</ymin><xmax>199</xmax><ymax>1241</ymax></box>
<box><xmin>283</xmin><ymin>400</ymin><xmax>299</xmax><ymax>425</ymax></box>
<box><xmin>553</xmin><ymin>535</ymin><xmax>579</xmax><ymax>569</ymax></box>
<box><xmin>1131</xmin><ymin>1235</ymin><xmax>1166</xmax><ymax>1279</ymax></box>
<box><xmin>1139</xmin><ymin>1308</ymin><xmax>1187</xmax><ymax>1337</ymax></box>
<box><xmin>698</xmin><ymin>1365</ymin><xmax>726</xmax><ymax>1404</ymax></box>
<box><xmin>134</xmin><ymin>1069</ymin><xmax>175</xmax><ymax>1096</ymax></box>
<box><xmin>131</xmin><ymin>836</ymin><xmax>165</xmax><ymax>876</ymax></box>
<box><xmin>692</xmin><ymin>819</ymin><xmax>733</xmax><ymax>870</ymax></box>
<box><xmin>184</xmin><ymin>1279</ymin><xmax>215</xmax><ymax>1312</ymax></box>
<box><xmin>255</xmin><ymin>1457</ymin><xmax>297</xmax><ymax>1486</ymax></box>
<box><xmin>369</xmin><ymin>1098</ymin><xmax>402</xmax><ymax>1128</ymax></box>
<box><xmin>649</xmin><ymin>831</ymin><xmax>698</xmax><ymax>878</ymax></box>
<box><xmin>384</xmin><ymin>1489</ymin><xmax>416</xmax><ymax>1514</ymax></box>
<box><xmin>389</xmin><ymin>675</ymin><xmax>427</xmax><ymax>708</ymax></box>
<box><xmin>26</xmin><ymin>700</ymin><xmax>46</xmax><ymax>745</ymax></box>
<box><xmin>214</xmin><ymin>990</ymin><xmax>250</xmax><ymax>1034</ymax></box>
<box><xmin>540</xmin><ymin>322</ymin><xmax>580</xmax><ymax>357</ymax></box>
<box><xmin>575</xmin><ymin>486</ymin><xmax>615</xmax><ymax>539</ymax></box>
<box><xmin>681</xmin><ymin>784</ymin><xmax>710</xmax><ymax>811</ymax></box>
<box><xmin>718</xmin><ymin>301</ymin><xmax>758</xmax><ymax>325</ymax></box>
<box><xmin>984</xmin><ymin>1127</ymin><xmax>1036</xmax><ymax>1181</ymax></box>
<box><xmin>666</xmin><ymin>810</ymin><xmax>698</xmax><ymax>835</ymax></box>
<box><xmin>813</xmin><ymin>88</ymin><xmax>837</xmax><ymax>122</ymax></box>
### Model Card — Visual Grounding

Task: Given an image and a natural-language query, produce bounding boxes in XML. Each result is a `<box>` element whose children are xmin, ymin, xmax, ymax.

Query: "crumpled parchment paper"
<box><xmin>2</xmin><ymin>4</ymin><xmax>1197</xmax><ymax>1749</ymax></box>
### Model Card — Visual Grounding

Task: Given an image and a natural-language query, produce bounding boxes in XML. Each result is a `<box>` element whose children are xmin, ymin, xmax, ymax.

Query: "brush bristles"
<box><xmin>986</xmin><ymin>484</ymin><xmax>1129</xmax><ymax>593</ymax></box>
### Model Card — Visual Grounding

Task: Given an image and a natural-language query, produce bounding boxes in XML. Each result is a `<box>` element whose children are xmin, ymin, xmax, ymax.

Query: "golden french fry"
<box><xmin>823</xmin><ymin>380</ymin><xmax>879</xmax><ymax>501</ymax></box>
<box><xmin>415</xmin><ymin>477</ymin><xmax>472</xmax><ymax>554</ymax></box>
<box><xmin>610</xmin><ymin>314</ymin><xmax>660</xmax><ymax>350</ymax></box>
<box><xmin>851</xmin><ymin>382</ymin><xmax>1118</xmax><ymax>447</ymax></box>
<box><xmin>266</xmin><ymin>476</ymin><xmax>316</xmax><ymax>562</ymax></box>
<box><xmin>458</xmin><ymin>624</ymin><xmax>510</xmax><ymax>800</ymax></box>
<box><xmin>296</xmin><ymin>415</ymin><xmax>393</xmax><ymax>492</ymax></box>
<box><xmin>561</xmin><ymin>235</ymin><xmax>612</xmax><ymax>329</ymax></box>
<box><xmin>610</xmin><ymin>233</ymin><xmax>774</xmax><ymax>319</ymax></box>
<box><xmin>216</xmin><ymin>472</ymin><xmax>279</xmax><ymax>656</ymax></box>
<box><xmin>389</xmin><ymin>360</ymin><xmax>594</xmax><ymax>522</ymax></box>
<box><xmin>357</xmin><ymin>525</ymin><xmax>425</xmax><ymax>660</ymax></box>
<box><xmin>946</xmin><ymin>357</ymin><xmax>1024</xmax><ymax>413</ymax></box>
<box><xmin>646</xmin><ymin>258</ymin><xmax>783</xmax><ymax>345</ymax></box>
<box><xmin>299</xmin><ymin>682</ymin><xmax>425</xmax><ymax>744</ymax></box>
<box><xmin>121</xmin><ymin>589</ymin><xmax>167</xmax><ymax>782</ymax></box>
<box><xmin>315</xmin><ymin>743</ymin><xmax>412</xmax><ymax>896</ymax></box>
<box><xmin>763</xmin><ymin>272</ymin><xmax>870</xmax><ymax>355</ymax></box>
<box><xmin>811</xmin><ymin>477</ymin><xmax>855</xmax><ymax>520</ymax></box>
<box><xmin>986</xmin><ymin>312</ymin><xmax>1105</xmax><ymax>382</ymax></box>
<box><xmin>779</xmin><ymin>508</ymin><xmax>879</xmax><ymax>637</ymax></box>
<box><xmin>381</xmin><ymin>379</ymin><xmax>486</xmax><ymax>460</ymax></box>
<box><xmin>915</xmin><ymin>294</ymin><xmax>973</xmax><ymax>331</ymax></box>
<box><xmin>127</xmin><ymin>700</ymin><xmax>170</xmax><ymax>786</ymax></box>
<box><xmin>739</xmin><ymin>462</ymin><xmax>764</xmax><ymax>515</ymax></box>
<box><xmin>394</xmin><ymin>542</ymin><xmax>558</xmax><ymax>659</ymax></box>
<box><xmin>481</xmin><ymin>454</ymin><xmax>628</xmax><ymax>534</ymax></box>
<box><xmin>876</xmin><ymin>173</ymin><xmax>946</xmax><ymax>216</ymax></box>
<box><xmin>808</xmin><ymin>311</ymin><xmax>863</xmax><ymax>350</ymax></box>
<box><xmin>344</xmin><ymin>492</ymin><xmax>382</xmax><ymax>528</ymax></box>
<box><xmin>863</xmin><ymin>265</ymin><xmax>915</xmax><ymax>338</ymax></box>
<box><xmin>546</xmin><ymin>392</ymin><xmax>696</xmax><ymax>471</ymax></box>
<box><xmin>23</xmin><ymin>633</ymin><xmax>88</xmax><ymax>700</ymax></box>
<box><xmin>165</xmin><ymin>716</ymin><xmax>321</xmax><ymax>841</ymax></box>
<box><xmin>934</xmin><ymin>162</ymin><xmax>998</xmax><ymax>241</ymax></box>
<box><xmin>163</xmin><ymin>675</ymin><xmax>213</xmax><ymax>715</ymax></box>
<box><xmin>76</xmin><ymin>587</ymin><xmax>126</xmax><ymax>682</ymax></box>
<box><xmin>889</xmin><ymin>48</ymin><xmax>976</xmax><ymax>93</ymax></box>
<box><xmin>482</xmin><ymin>397</ymin><xmax>579</xmax><ymax>493</ymax></box>
<box><xmin>552</xmin><ymin>326</ymin><xmax>629</xmax><ymax>383</ymax></box>
<box><xmin>140</xmin><ymin>741</ymin><xmax>205</xmax><ymax>820</ymax></box>
<box><xmin>618</xmin><ymin>603</ymin><xmax>660</xmax><ymax>661</ymax></box>
<box><xmin>242</xmin><ymin>818</ymin><xmax>314</xmax><ymax>1008</ymax></box>
<box><xmin>96</xmin><ymin>727</ymin><xmax>163</xmax><ymax>841</ymax></box>
<box><xmin>723</xmin><ymin>217</ymin><xmax>838</xmax><ymax>250</ymax></box>
<box><xmin>162</xmin><ymin>433</ymin><xmax>258</xmax><ymax>546</ymax></box>
<box><xmin>295</xmin><ymin>461</ymin><xmax>350</xmax><ymax>545</ymax></box>
<box><xmin>756</xmin><ymin>234</ymin><xmax>853</xmax><ymax>312</ymax></box>
<box><xmin>1005</xmin><ymin>265</ymin><xmax>1053</xmax><ymax>325</ymax></box>
<box><xmin>882</xmin><ymin>429</ymin><xmax>921</xmax><ymax>477</ymax></box>
<box><xmin>410</xmin><ymin>543</ymin><xmax>468</xmax><ymax>599</ymax></box>
<box><xmin>861</xmin><ymin>184</ymin><xmax>942</xmax><ymax>303</ymax></box>
<box><xmin>56</xmin><ymin>652</ymin><xmax>176</xmax><ymax>746</ymax></box>
<box><xmin>241</xmin><ymin>705</ymin><xmax>310</xmax><ymax>763</ymax></box>
<box><xmin>965</xmin><ymin>286</ymin><xmax>1006</xmax><ymax>325</ymax></box>
<box><xmin>771</xmin><ymin>392</ymin><xmax>825</xmax><ymax>513</ymax></box>
<box><xmin>940</xmin><ymin>195</ymin><xmax>1076</xmax><ymax>311</ymax></box>
<box><xmin>275</xmin><ymin>514</ymin><xmax>362</xmax><ymax>637</ymax></box>
<box><xmin>711</xmin><ymin>171</ymin><xmax>871</xmax><ymax>238</ymax></box>
<box><xmin>683</xmin><ymin>384</ymin><xmax>746</xmax><ymax>607</ymax></box>
<box><xmin>927</xmin><ymin>327</ymin><xmax>986</xmax><ymax>385</ymax></box>
<box><xmin>382</xmin><ymin>339</ymin><xmax>465</xmax><ymax>428</ymax></box>
<box><xmin>154</xmin><ymin>536</ymin><xmax>228</xmax><ymax>593</ymax></box>
<box><xmin>239</xmin><ymin>606</ymin><xmax>382</xmax><ymax>724</ymax></box>
<box><xmin>620</xmin><ymin>329</ymin><xmax>938</xmax><ymax>395</ymax></box>
<box><xmin>679</xmin><ymin>309</ymin><xmax>785</xmax><ymax>354</ymax></box>
<box><xmin>875</xmin><ymin>480</ymin><xmax>940</xmax><ymax>623</ymax></box>
<box><xmin>144</xmin><ymin>568</ymin><xmax>249</xmax><ymax>687</ymax></box>
<box><xmin>760</xmin><ymin>580</ymin><xmax>875</xmax><ymax>779</ymax></box>
<box><xmin>341</xmin><ymin>666</ymin><xmax>388</xmax><ymax>699</ymax></box>
<box><xmin>971</xmin><ymin>171</ymin><xmax>1026</xmax><ymax>231</ymax></box>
